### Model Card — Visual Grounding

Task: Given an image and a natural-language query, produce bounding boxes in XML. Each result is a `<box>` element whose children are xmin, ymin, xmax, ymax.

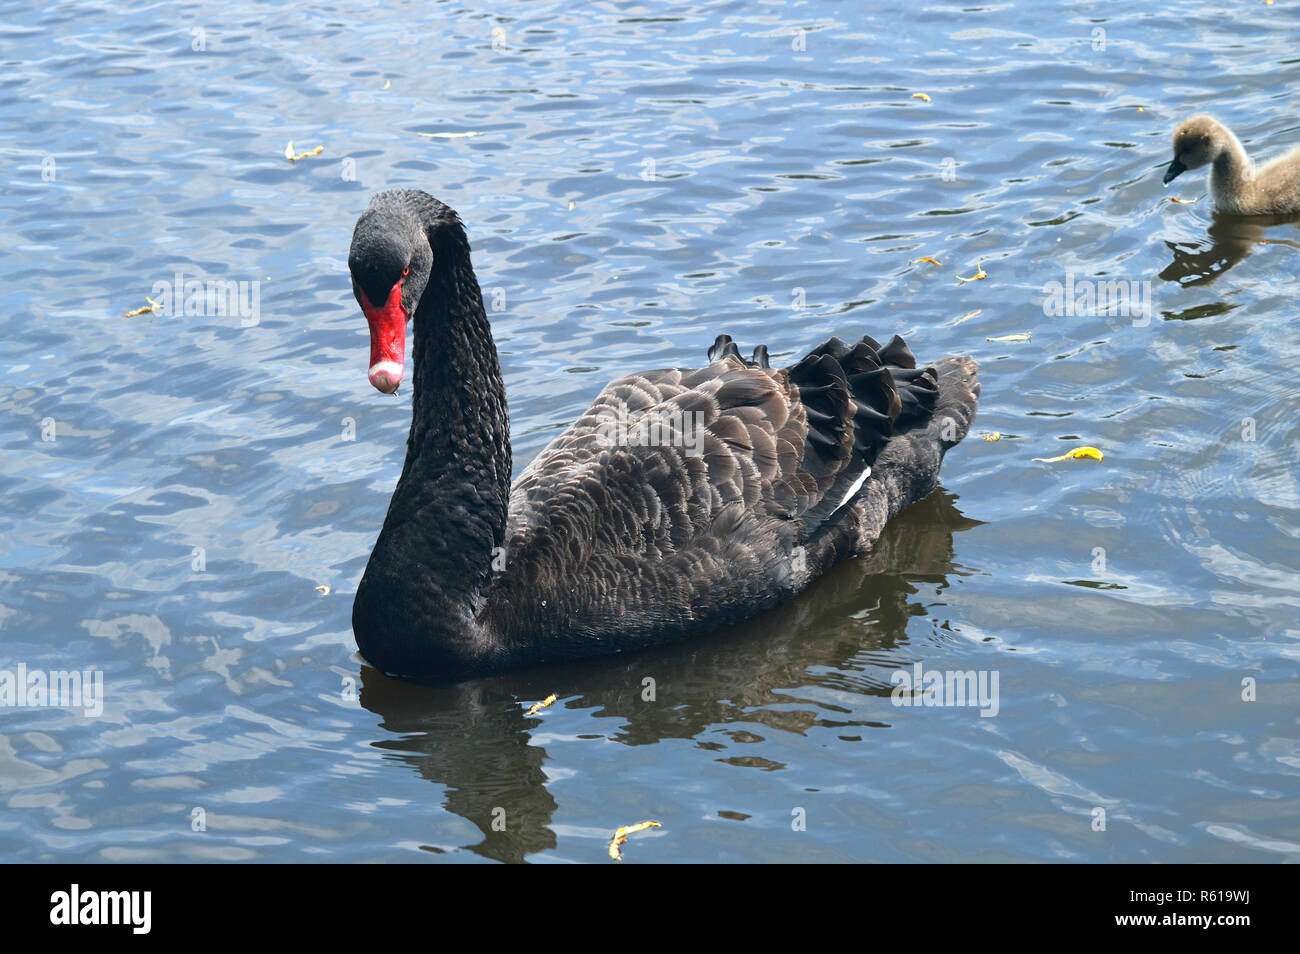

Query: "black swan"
<box><xmin>348</xmin><ymin>190</ymin><xmax>980</xmax><ymax>683</ymax></box>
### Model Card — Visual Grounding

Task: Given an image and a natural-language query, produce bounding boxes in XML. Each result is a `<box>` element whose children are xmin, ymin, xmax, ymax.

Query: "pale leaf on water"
<box><xmin>608</xmin><ymin>820</ymin><xmax>662</xmax><ymax>861</ymax></box>
<box><xmin>524</xmin><ymin>693</ymin><xmax>557</xmax><ymax>716</ymax></box>
<box><xmin>1032</xmin><ymin>446</ymin><xmax>1104</xmax><ymax>463</ymax></box>
<box><xmin>285</xmin><ymin>142</ymin><xmax>324</xmax><ymax>161</ymax></box>
<box><xmin>123</xmin><ymin>297</ymin><xmax>159</xmax><ymax>318</ymax></box>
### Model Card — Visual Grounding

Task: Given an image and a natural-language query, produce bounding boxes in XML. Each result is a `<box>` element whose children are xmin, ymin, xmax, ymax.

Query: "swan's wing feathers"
<box><xmin>707</xmin><ymin>334</ymin><xmax>772</xmax><ymax>370</ymax></box>
<box><xmin>507</xmin><ymin>333</ymin><xmax>903</xmax><ymax>553</ymax></box>
<box><xmin>707</xmin><ymin>334</ymin><xmax>739</xmax><ymax>362</ymax></box>
<box><xmin>506</xmin><ymin>355</ymin><xmax>790</xmax><ymax>558</ymax></box>
<box><xmin>499</xmin><ymin>333</ymin><xmax>972</xmax><ymax>622</ymax></box>
<box><xmin>486</xmin><ymin>332</ymin><xmax>977</xmax><ymax>652</ymax></box>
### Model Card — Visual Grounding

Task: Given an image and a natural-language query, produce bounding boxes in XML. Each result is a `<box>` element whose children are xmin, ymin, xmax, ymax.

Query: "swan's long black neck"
<box><xmin>399</xmin><ymin>240</ymin><xmax>510</xmax><ymax>523</ymax></box>
<box><xmin>353</xmin><ymin>210</ymin><xmax>511</xmax><ymax>680</ymax></box>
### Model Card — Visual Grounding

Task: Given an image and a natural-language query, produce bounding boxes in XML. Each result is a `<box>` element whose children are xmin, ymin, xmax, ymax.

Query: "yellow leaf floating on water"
<box><xmin>911</xmin><ymin>92</ymin><xmax>931</xmax><ymax>102</ymax></box>
<box><xmin>285</xmin><ymin>141</ymin><xmax>324</xmax><ymax>162</ymax></box>
<box><xmin>1033</xmin><ymin>446</ymin><xmax>1104</xmax><ymax>463</ymax></box>
<box><xmin>956</xmin><ymin>261</ymin><xmax>986</xmax><ymax>284</ymax></box>
<box><xmin>910</xmin><ymin>256</ymin><xmax>942</xmax><ymax>266</ymax></box>
<box><xmin>123</xmin><ymin>297</ymin><xmax>159</xmax><ymax>318</ymax></box>
<box><xmin>608</xmin><ymin>820</ymin><xmax>662</xmax><ymax>861</ymax></box>
<box><xmin>315</xmin><ymin>585</ymin><xmax>330</xmax><ymax>595</ymax></box>
<box><xmin>983</xmin><ymin>432</ymin><xmax>1002</xmax><ymax>442</ymax></box>
<box><xmin>416</xmin><ymin>131</ymin><xmax>482</xmax><ymax>139</ymax></box>
<box><xmin>382</xmin><ymin>79</ymin><xmax>391</xmax><ymax>90</ymax></box>
<box><xmin>1168</xmin><ymin>196</ymin><xmax>1199</xmax><ymax>204</ymax></box>
<box><xmin>524</xmin><ymin>693</ymin><xmax>557</xmax><ymax>716</ymax></box>
<box><xmin>986</xmin><ymin>332</ymin><xmax>1030</xmax><ymax>342</ymax></box>
<box><xmin>568</xmin><ymin>201</ymin><xmax>575</xmax><ymax>210</ymax></box>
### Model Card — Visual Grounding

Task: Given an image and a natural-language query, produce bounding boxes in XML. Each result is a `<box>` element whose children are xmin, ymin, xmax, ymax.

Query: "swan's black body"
<box><xmin>350</xmin><ymin>191</ymin><xmax>980</xmax><ymax>683</ymax></box>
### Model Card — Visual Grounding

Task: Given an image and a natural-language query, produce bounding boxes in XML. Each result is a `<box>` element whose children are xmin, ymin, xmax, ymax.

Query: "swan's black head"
<box><xmin>348</xmin><ymin>191</ymin><xmax>457</xmax><ymax>393</ymax></box>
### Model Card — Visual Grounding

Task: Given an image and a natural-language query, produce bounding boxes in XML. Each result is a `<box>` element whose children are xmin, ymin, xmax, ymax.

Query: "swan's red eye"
<box><xmin>402</xmin><ymin>266</ymin><xmax>410</xmax><ymax>276</ymax></box>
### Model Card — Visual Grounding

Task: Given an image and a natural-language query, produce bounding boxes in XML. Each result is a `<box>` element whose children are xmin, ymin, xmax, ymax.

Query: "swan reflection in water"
<box><xmin>357</xmin><ymin>490</ymin><xmax>981</xmax><ymax>863</ymax></box>
<box><xmin>1160</xmin><ymin>209</ymin><xmax>1300</xmax><ymax>288</ymax></box>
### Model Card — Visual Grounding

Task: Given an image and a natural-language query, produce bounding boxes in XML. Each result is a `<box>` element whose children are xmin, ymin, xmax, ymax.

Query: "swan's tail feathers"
<box><xmin>785</xmin><ymin>333</ymin><xmax>978</xmax><ymax>555</ymax></box>
<box><xmin>807</xmin><ymin>332</ymin><xmax>976</xmax><ymax>449</ymax></box>
<box><xmin>848</xmin><ymin>352</ymin><xmax>979</xmax><ymax>553</ymax></box>
<box><xmin>701</xmin><ymin>333</ymin><xmax>978</xmax><ymax>536</ymax></box>
<box><xmin>927</xmin><ymin>355</ymin><xmax>981</xmax><ymax>449</ymax></box>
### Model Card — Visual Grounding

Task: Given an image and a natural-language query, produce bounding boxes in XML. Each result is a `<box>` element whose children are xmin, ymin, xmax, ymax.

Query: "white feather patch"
<box><xmin>836</xmin><ymin>466</ymin><xmax>871</xmax><ymax>510</ymax></box>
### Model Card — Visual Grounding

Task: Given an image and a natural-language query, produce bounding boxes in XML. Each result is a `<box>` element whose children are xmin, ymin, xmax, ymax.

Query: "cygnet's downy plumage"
<box><xmin>1164</xmin><ymin>114</ymin><xmax>1300</xmax><ymax>215</ymax></box>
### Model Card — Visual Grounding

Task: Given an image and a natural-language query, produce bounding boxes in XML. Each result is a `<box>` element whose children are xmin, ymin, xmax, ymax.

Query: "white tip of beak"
<box><xmin>368</xmin><ymin>360</ymin><xmax>403</xmax><ymax>394</ymax></box>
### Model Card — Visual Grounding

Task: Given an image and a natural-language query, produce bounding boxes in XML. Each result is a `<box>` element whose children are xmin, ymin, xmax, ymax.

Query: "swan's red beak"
<box><xmin>360</xmin><ymin>281</ymin><xmax>407</xmax><ymax>394</ymax></box>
